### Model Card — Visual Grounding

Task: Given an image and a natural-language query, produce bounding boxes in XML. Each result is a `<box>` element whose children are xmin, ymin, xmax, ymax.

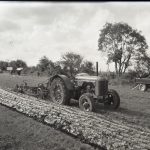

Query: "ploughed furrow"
<box><xmin>0</xmin><ymin>88</ymin><xmax>150</xmax><ymax>150</ymax></box>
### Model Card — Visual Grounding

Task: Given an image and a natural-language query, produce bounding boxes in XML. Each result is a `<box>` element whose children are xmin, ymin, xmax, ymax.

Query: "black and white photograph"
<box><xmin>0</xmin><ymin>1</ymin><xmax>150</xmax><ymax>150</ymax></box>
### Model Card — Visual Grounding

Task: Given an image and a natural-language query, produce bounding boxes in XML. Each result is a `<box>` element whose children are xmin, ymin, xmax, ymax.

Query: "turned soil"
<box><xmin>0</xmin><ymin>104</ymin><xmax>96</xmax><ymax>150</ymax></box>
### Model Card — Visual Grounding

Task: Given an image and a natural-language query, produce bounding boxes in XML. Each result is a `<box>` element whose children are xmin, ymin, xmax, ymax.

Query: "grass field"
<box><xmin>0</xmin><ymin>73</ymin><xmax>49</xmax><ymax>89</ymax></box>
<box><xmin>104</xmin><ymin>84</ymin><xmax>150</xmax><ymax>129</ymax></box>
<box><xmin>110</xmin><ymin>84</ymin><xmax>150</xmax><ymax>114</ymax></box>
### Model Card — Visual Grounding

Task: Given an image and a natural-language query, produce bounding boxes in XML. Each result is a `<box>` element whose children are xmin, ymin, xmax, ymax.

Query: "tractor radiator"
<box><xmin>95</xmin><ymin>78</ymin><xmax>108</xmax><ymax>96</ymax></box>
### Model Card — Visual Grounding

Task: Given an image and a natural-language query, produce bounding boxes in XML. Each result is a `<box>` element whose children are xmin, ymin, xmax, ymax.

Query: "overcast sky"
<box><xmin>0</xmin><ymin>2</ymin><xmax>150</xmax><ymax>71</ymax></box>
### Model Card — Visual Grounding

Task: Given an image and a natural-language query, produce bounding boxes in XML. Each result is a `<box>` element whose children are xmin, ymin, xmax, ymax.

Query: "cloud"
<box><xmin>134</xmin><ymin>10</ymin><xmax>150</xmax><ymax>51</ymax></box>
<box><xmin>0</xmin><ymin>19</ymin><xmax>21</xmax><ymax>33</ymax></box>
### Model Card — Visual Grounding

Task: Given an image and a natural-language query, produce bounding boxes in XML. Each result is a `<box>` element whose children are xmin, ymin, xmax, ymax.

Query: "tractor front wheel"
<box><xmin>104</xmin><ymin>89</ymin><xmax>120</xmax><ymax>109</ymax></box>
<box><xmin>50</xmin><ymin>77</ymin><xmax>70</xmax><ymax>105</ymax></box>
<box><xmin>139</xmin><ymin>84</ymin><xmax>147</xmax><ymax>92</ymax></box>
<box><xmin>79</xmin><ymin>93</ymin><xmax>95</xmax><ymax>112</ymax></box>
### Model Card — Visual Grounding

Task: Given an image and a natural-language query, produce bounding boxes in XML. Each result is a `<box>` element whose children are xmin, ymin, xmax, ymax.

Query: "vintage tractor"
<box><xmin>15</xmin><ymin>73</ymin><xmax>120</xmax><ymax>112</ymax></box>
<box><xmin>46</xmin><ymin>73</ymin><xmax>120</xmax><ymax>112</ymax></box>
<box><xmin>14</xmin><ymin>63</ymin><xmax>120</xmax><ymax>112</ymax></box>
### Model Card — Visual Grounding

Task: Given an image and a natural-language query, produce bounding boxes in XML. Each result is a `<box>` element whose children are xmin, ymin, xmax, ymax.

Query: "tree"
<box><xmin>0</xmin><ymin>61</ymin><xmax>8</xmax><ymax>71</ymax></box>
<box><xmin>9</xmin><ymin>59</ymin><xmax>27</xmax><ymax>70</ymax></box>
<box><xmin>37</xmin><ymin>56</ymin><xmax>57</xmax><ymax>75</ymax></box>
<box><xmin>16</xmin><ymin>59</ymin><xmax>27</xmax><ymax>68</ymax></box>
<box><xmin>98</xmin><ymin>22</ymin><xmax>148</xmax><ymax>77</ymax></box>
<box><xmin>60</xmin><ymin>52</ymin><xmax>83</xmax><ymax>77</ymax></box>
<box><xmin>38</xmin><ymin>56</ymin><xmax>50</xmax><ymax>72</ymax></box>
<box><xmin>134</xmin><ymin>53</ymin><xmax>150</xmax><ymax>77</ymax></box>
<box><xmin>81</xmin><ymin>60</ymin><xmax>95</xmax><ymax>75</ymax></box>
<box><xmin>38</xmin><ymin>56</ymin><xmax>55</xmax><ymax>72</ymax></box>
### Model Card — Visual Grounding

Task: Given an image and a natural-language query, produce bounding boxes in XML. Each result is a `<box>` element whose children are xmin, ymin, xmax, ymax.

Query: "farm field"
<box><xmin>0</xmin><ymin>73</ymin><xmax>49</xmax><ymax>89</ymax></box>
<box><xmin>0</xmin><ymin>73</ymin><xmax>96</xmax><ymax>150</ymax></box>
<box><xmin>0</xmin><ymin>73</ymin><xmax>150</xmax><ymax>149</ymax></box>
<box><xmin>98</xmin><ymin>84</ymin><xmax>150</xmax><ymax>129</ymax></box>
<box><xmin>0</xmin><ymin>73</ymin><xmax>149</xmax><ymax>117</ymax></box>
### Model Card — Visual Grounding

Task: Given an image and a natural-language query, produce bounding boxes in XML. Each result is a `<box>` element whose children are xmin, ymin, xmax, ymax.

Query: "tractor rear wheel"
<box><xmin>50</xmin><ymin>77</ymin><xmax>70</xmax><ymax>105</ymax></box>
<box><xmin>104</xmin><ymin>89</ymin><xmax>120</xmax><ymax>109</ymax></box>
<box><xmin>79</xmin><ymin>93</ymin><xmax>95</xmax><ymax>112</ymax></box>
<box><xmin>139</xmin><ymin>84</ymin><xmax>147</xmax><ymax>92</ymax></box>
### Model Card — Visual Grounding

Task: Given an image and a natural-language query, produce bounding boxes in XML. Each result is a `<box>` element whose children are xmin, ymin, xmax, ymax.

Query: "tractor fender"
<box><xmin>48</xmin><ymin>74</ymin><xmax>74</xmax><ymax>91</ymax></box>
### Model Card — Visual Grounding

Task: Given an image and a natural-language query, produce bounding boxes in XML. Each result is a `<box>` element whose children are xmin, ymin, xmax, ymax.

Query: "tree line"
<box><xmin>0</xmin><ymin>60</ymin><xmax>27</xmax><ymax>71</ymax></box>
<box><xmin>0</xmin><ymin>52</ymin><xmax>95</xmax><ymax>77</ymax></box>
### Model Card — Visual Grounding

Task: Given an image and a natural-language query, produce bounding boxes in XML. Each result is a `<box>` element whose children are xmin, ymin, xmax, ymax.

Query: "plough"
<box><xmin>14</xmin><ymin>80</ymin><xmax>49</xmax><ymax>99</ymax></box>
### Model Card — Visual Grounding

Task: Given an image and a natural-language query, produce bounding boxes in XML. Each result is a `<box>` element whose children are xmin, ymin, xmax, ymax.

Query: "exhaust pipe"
<box><xmin>96</xmin><ymin>62</ymin><xmax>98</xmax><ymax>76</ymax></box>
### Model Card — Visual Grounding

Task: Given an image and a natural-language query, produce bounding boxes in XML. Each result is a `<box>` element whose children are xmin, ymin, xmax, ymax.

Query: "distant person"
<box><xmin>37</xmin><ymin>72</ymin><xmax>40</xmax><ymax>77</ymax></box>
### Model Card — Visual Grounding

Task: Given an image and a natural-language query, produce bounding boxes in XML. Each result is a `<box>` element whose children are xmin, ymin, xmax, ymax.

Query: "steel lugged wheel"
<box><xmin>104</xmin><ymin>89</ymin><xmax>120</xmax><ymax>109</ymax></box>
<box><xmin>50</xmin><ymin>77</ymin><xmax>70</xmax><ymax>105</ymax></box>
<box><xmin>139</xmin><ymin>84</ymin><xmax>147</xmax><ymax>92</ymax></box>
<box><xmin>79</xmin><ymin>93</ymin><xmax>95</xmax><ymax>112</ymax></box>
